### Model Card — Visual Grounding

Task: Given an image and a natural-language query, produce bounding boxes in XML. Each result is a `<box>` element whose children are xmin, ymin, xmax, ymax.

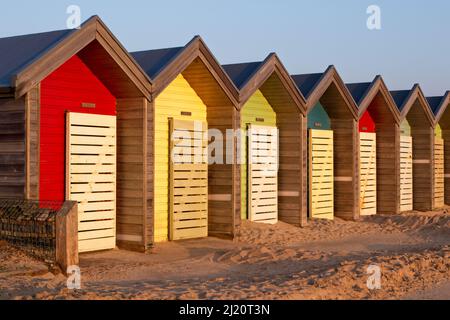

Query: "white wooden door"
<box><xmin>309</xmin><ymin>129</ymin><xmax>334</xmax><ymax>220</ymax></box>
<box><xmin>248</xmin><ymin>124</ymin><xmax>278</xmax><ymax>224</ymax></box>
<box><xmin>400</xmin><ymin>135</ymin><xmax>413</xmax><ymax>212</ymax></box>
<box><xmin>169</xmin><ymin>119</ymin><xmax>208</xmax><ymax>240</ymax></box>
<box><xmin>434</xmin><ymin>137</ymin><xmax>444</xmax><ymax>208</ymax></box>
<box><xmin>359</xmin><ymin>132</ymin><xmax>377</xmax><ymax>216</ymax></box>
<box><xmin>66</xmin><ymin>112</ymin><xmax>117</xmax><ymax>253</ymax></box>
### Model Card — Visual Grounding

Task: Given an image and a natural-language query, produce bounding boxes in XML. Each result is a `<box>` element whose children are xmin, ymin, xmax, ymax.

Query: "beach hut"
<box><xmin>222</xmin><ymin>54</ymin><xmax>307</xmax><ymax>226</ymax></box>
<box><xmin>427</xmin><ymin>92</ymin><xmax>450</xmax><ymax>207</ymax></box>
<box><xmin>0</xmin><ymin>16</ymin><xmax>153</xmax><ymax>253</ymax></box>
<box><xmin>391</xmin><ymin>85</ymin><xmax>435</xmax><ymax>212</ymax></box>
<box><xmin>131</xmin><ymin>37</ymin><xmax>240</xmax><ymax>243</ymax></box>
<box><xmin>292</xmin><ymin>66</ymin><xmax>359</xmax><ymax>221</ymax></box>
<box><xmin>346</xmin><ymin>76</ymin><xmax>401</xmax><ymax>215</ymax></box>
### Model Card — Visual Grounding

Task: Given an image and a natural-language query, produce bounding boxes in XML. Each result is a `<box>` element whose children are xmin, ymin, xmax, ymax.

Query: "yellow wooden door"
<box><xmin>359</xmin><ymin>132</ymin><xmax>377</xmax><ymax>216</ymax></box>
<box><xmin>434</xmin><ymin>137</ymin><xmax>444</xmax><ymax>208</ymax></box>
<box><xmin>169</xmin><ymin>119</ymin><xmax>208</xmax><ymax>240</ymax></box>
<box><xmin>309</xmin><ymin>129</ymin><xmax>334</xmax><ymax>220</ymax></box>
<box><xmin>400</xmin><ymin>135</ymin><xmax>413</xmax><ymax>212</ymax></box>
<box><xmin>66</xmin><ymin>112</ymin><xmax>117</xmax><ymax>253</ymax></box>
<box><xmin>247</xmin><ymin>124</ymin><xmax>278</xmax><ymax>224</ymax></box>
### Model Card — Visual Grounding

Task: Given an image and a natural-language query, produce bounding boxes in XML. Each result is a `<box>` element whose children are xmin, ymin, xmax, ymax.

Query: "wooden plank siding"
<box><xmin>261</xmin><ymin>73</ymin><xmax>306</xmax><ymax>227</ymax></box>
<box><xmin>377</xmin><ymin>123</ymin><xmax>401</xmax><ymax>214</ymax></box>
<box><xmin>407</xmin><ymin>101</ymin><xmax>434</xmax><ymax>211</ymax></box>
<box><xmin>0</xmin><ymin>96</ymin><xmax>26</xmax><ymax>198</ymax></box>
<box><xmin>363</xmin><ymin>91</ymin><xmax>401</xmax><ymax>215</ymax></box>
<box><xmin>116</xmin><ymin>97</ymin><xmax>148</xmax><ymax>251</ymax></box>
<box><xmin>183</xmin><ymin>58</ymin><xmax>237</xmax><ymax>239</ymax></box>
<box><xmin>319</xmin><ymin>81</ymin><xmax>359</xmax><ymax>220</ymax></box>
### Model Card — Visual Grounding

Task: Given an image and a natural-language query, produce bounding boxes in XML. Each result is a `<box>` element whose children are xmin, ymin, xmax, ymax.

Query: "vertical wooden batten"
<box><xmin>25</xmin><ymin>85</ymin><xmax>40</xmax><ymax>200</ymax></box>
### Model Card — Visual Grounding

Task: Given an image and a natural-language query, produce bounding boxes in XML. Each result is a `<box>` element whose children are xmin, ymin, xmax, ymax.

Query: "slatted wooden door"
<box><xmin>309</xmin><ymin>129</ymin><xmax>334</xmax><ymax>220</ymax></box>
<box><xmin>400</xmin><ymin>135</ymin><xmax>413</xmax><ymax>212</ymax></box>
<box><xmin>66</xmin><ymin>112</ymin><xmax>117</xmax><ymax>253</ymax></box>
<box><xmin>434</xmin><ymin>137</ymin><xmax>444</xmax><ymax>208</ymax></box>
<box><xmin>169</xmin><ymin>119</ymin><xmax>208</xmax><ymax>240</ymax></box>
<box><xmin>247</xmin><ymin>124</ymin><xmax>278</xmax><ymax>224</ymax></box>
<box><xmin>359</xmin><ymin>132</ymin><xmax>377</xmax><ymax>216</ymax></box>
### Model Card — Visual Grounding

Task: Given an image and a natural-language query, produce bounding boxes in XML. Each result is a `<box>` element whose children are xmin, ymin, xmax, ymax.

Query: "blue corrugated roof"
<box><xmin>346</xmin><ymin>82</ymin><xmax>372</xmax><ymax>107</ymax></box>
<box><xmin>0</xmin><ymin>29</ymin><xmax>73</xmax><ymax>87</ymax></box>
<box><xmin>131</xmin><ymin>47</ymin><xmax>184</xmax><ymax>80</ymax></box>
<box><xmin>291</xmin><ymin>73</ymin><xmax>323</xmax><ymax>99</ymax></box>
<box><xmin>222</xmin><ymin>62</ymin><xmax>263</xmax><ymax>90</ymax></box>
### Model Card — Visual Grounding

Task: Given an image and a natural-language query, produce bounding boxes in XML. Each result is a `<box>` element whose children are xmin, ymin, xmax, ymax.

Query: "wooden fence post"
<box><xmin>56</xmin><ymin>201</ymin><xmax>78</xmax><ymax>275</ymax></box>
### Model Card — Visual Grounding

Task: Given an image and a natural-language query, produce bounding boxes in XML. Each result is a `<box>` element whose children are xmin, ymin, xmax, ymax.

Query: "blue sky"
<box><xmin>1</xmin><ymin>0</ymin><xmax>449</xmax><ymax>96</ymax></box>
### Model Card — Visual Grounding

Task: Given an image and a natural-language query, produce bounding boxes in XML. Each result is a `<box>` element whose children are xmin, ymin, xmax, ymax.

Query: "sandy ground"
<box><xmin>0</xmin><ymin>210</ymin><xmax>449</xmax><ymax>300</ymax></box>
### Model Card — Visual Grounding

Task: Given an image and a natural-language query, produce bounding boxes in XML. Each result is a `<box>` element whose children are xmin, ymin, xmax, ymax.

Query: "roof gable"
<box><xmin>132</xmin><ymin>36</ymin><xmax>239</xmax><ymax>107</ymax></box>
<box><xmin>0</xmin><ymin>16</ymin><xmax>152</xmax><ymax>99</ymax></box>
<box><xmin>292</xmin><ymin>66</ymin><xmax>358</xmax><ymax>119</ymax></box>
<box><xmin>392</xmin><ymin>85</ymin><xmax>434</xmax><ymax>126</ymax></box>
<box><xmin>222</xmin><ymin>53</ymin><xmax>306</xmax><ymax>114</ymax></box>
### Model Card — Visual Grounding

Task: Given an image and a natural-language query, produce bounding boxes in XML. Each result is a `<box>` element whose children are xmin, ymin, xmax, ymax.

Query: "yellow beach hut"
<box><xmin>132</xmin><ymin>36</ymin><xmax>240</xmax><ymax>244</ymax></box>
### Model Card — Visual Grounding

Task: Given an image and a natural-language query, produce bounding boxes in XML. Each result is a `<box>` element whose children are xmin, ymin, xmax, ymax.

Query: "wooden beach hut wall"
<box><xmin>391</xmin><ymin>85</ymin><xmax>435</xmax><ymax>212</ymax></box>
<box><xmin>222</xmin><ymin>54</ymin><xmax>308</xmax><ymax>227</ymax></box>
<box><xmin>292</xmin><ymin>66</ymin><xmax>360</xmax><ymax>221</ymax></box>
<box><xmin>428</xmin><ymin>92</ymin><xmax>450</xmax><ymax>207</ymax></box>
<box><xmin>132</xmin><ymin>36</ymin><xmax>240</xmax><ymax>243</ymax></box>
<box><xmin>346</xmin><ymin>76</ymin><xmax>401</xmax><ymax>215</ymax></box>
<box><xmin>0</xmin><ymin>16</ymin><xmax>153</xmax><ymax>253</ymax></box>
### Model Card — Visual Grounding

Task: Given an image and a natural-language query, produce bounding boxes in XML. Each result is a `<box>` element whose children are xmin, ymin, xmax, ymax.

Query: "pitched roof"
<box><xmin>426</xmin><ymin>96</ymin><xmax>444</xmax><ymax>115</ymax></box>
<box><xmin>0</xmin><ymin>29</ymin><xmax>74</xmax><ymax>87</ymax></box>
<box><xmin>390</xmin><ymin>85</ymin><xmax>434</xmax><ymax>126</ymax></box>
<box><xmin>346</xmin><ymin>82</ymin><xmax>372</xmax><ymax>107</ymax></box>
<box><xmin>222</xmin><ymin>61</ymin><xmax>264</xmax><ymax>90</ymax></box>
<box><xmin>291</xmin><ymin>73</ymin><xmax>323</xmax><ymax>99</ymax></box>
<box><xmin>390</xmin><ymin>90</ymin><xmax>412</xmax><ymax>112</ymax></box>
<box><xmin>131</xmin><ymin>47</ymin><xmax>184</xmax><ymax>79</ymax></box>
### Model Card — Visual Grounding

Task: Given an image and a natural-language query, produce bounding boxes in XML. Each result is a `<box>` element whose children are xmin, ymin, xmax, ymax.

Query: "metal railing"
<box><xmin>0</xmin><ymin>199</ymin><xmax>64</xmax><ymax>263</ymax></box>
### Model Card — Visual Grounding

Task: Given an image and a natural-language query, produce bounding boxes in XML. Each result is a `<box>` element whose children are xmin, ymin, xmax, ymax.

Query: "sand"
<box><xmin>0</xmin><ymin>210</ymin><xmax>449</xmax><ymax>300</ymax></box>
